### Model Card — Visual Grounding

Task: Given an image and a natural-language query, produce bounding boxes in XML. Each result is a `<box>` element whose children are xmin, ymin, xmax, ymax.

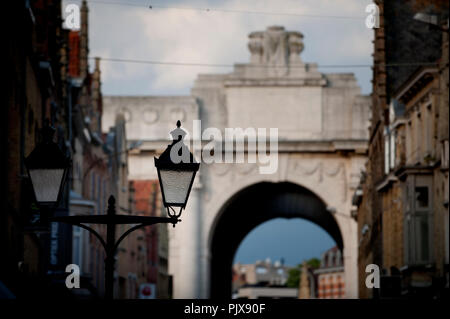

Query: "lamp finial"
<box><xmin>171</xmin><ymin>120</ymin><xmax>185</xmax><ymax>141</ymax></box>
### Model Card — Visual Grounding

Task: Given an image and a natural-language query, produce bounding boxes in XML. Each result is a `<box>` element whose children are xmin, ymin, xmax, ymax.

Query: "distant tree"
<box><xmin>306</xmin><ymin>258</ymin><xmax>320</xmax><ymax>270</ymax></box>
<box><xmin>286</xmin><ymin>258</ymin><xmax>321</xmax><ymax>288</ymax></box>
<box><xmin>286</xmin><ymin>267</ymin><xmax>300</xmax><ymax>288</ymax></box>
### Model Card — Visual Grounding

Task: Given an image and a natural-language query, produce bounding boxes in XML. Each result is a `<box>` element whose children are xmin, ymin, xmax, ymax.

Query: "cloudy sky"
<box><xmin>64</xmin><ymin>0</ymin><xmax>374</xmax><ymax>96</ymax></box>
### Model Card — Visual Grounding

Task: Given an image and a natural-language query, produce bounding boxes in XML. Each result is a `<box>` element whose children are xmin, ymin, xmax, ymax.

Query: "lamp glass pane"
<box><xmin>160</xmin><ymin>169</ymin><xmax>194</xmax><ymax>205</ymax></box>
<box><xmin>29</xmin><ymin>168</ymin><xmax>64</xmax><ymax>203</ymax></box>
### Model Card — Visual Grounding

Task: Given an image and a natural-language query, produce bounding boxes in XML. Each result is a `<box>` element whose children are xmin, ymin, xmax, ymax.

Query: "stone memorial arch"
<box><xmin>102</xmin><ymin>26</ymin><xmax>371</xmax><ymax>299</ymax></box>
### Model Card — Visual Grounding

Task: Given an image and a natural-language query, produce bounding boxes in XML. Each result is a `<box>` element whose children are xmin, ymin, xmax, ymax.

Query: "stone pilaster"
<box><xmin>174</xmin><ymin>177</ymin><xmax>202</xmax><ymax>298</ymax></box>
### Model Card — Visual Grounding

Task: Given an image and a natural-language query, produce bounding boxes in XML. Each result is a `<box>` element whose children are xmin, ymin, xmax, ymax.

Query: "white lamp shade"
<box><xmin>29</xmin><ymin>168</ymin><xmax>65</xmax><ymax>203</ymax></box>
<box><xmin>159</xmin><ymin>169</ymin><xmax>195</xmax><ymax>206</ymax></box>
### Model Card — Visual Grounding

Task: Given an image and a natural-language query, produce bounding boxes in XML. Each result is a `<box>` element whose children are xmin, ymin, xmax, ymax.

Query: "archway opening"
<box><xmin>210</xmin><ymin>182</ymin><xmax>343</xmax><ymax>298</ymax></box>
<box><xmin>232</xmin><ymin>218</ymin><xmax>337</xmax><ymax>298</ymax></box>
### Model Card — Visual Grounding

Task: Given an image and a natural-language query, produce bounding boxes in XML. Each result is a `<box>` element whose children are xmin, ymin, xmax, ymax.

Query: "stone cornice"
<box><xmin>224</xmin><ymin>77</ymin><xmax>326</xmax><ymax>87</ymax></box>
<box><xmin>130</xmin><ymin>139</ymin><xmax>368</xmax><ymax>154</ymax></box>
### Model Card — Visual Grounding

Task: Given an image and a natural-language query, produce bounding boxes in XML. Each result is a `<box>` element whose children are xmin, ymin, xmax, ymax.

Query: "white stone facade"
<box><xmin>102</xmin><ymin>26</ymin><xmax>371</xmax><ymax>299</ymax></box>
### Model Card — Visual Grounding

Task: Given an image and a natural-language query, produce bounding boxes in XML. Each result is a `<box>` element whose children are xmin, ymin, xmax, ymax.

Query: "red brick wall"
<box><xmin>131</xmin><ymin>180</ymin><xmax>161</xmax><ymax>284</ymax></box>
<box><xmin>317</xmin><ymin>273</ymin><xmax>345</xmax><ymax>299</ymax></box>
<box><xmin>68</xmin><ymin>31</ymin><xmax>80</xmax><ymax>77</ymax></box>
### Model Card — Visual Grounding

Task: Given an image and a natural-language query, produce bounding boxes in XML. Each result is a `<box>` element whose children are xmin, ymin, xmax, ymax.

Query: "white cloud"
<box><xmin>66</xmin><ymin>0</ymin><xmax>373</xmax><ymax>95</ymax></box>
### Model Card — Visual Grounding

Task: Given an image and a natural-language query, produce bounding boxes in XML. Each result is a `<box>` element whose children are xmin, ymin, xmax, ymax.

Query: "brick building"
<box><xmin>65</xmin><ymin>1</ymin><xmax>138</xmax><ymax>298</ymax></box>
<box><xmin>391</xmin><ymin>63</ymin><xmax>448</xmax><ymax>296</ymax></box>
<box><xmin>354</xmin><ymin>0</ymin><xmax>449</xmax><ymax>299</ymax></box>
<box><xmin>1</xmin><ymin>0</ymin><xmax>137</xmax><ymax>298</ymax></box>
<box><xmin>233</xmin><ymin>259</ymin><xmax>292</xmax><ymax>288</ymax></box>
<box><xmin>65</xmin><ymin>0</ymin><xmax>110</xmax><ymax>297</ymax></box>
<box><xmin>130</xmin><ymin>180</ymin><xmax>170</xmax><ymax>298</ymax></box>
<box><xmin>315</xmin><ymin>247</ymin><xmax>345</xmax><ymax>299</ymax></box>
<box><xmin>2</xmin><ymin>0</ymin><xmax>72</xmax><ymax>298</ymax></box>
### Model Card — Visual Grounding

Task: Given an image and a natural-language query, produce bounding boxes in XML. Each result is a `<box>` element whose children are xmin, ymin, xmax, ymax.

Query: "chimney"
<box><xmin>79</xmin><ymin>0</ymin><xmax>89</xmax><ymax>79</ymax></box>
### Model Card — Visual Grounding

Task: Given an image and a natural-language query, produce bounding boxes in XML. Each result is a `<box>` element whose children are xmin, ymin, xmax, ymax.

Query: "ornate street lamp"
<box><xmin>25</xmin><ymin>119</ymin><xmax>199</xmax><ymax>299</ymax></box>
<box><xmin>25</xmin><ymin>121</ymin><xmax>70</xmax><ymax>207</ymax></box>
<box><xmin>24</xmin><ymin>121</ymin><xmax>70</xmax><ymax>230</ymax></box>
<box><xmin>155</xmin><ymin>120</ymin><xmax>200</xmax><ymax>222</ymax></box>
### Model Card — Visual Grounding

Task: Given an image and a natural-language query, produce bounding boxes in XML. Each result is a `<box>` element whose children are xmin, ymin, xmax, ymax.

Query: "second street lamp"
<box><xmin>25</xmin><ymin>121</ymin><xmax>70</xmax><ymax>207</ymax></box>
<box><xmin>24</xmin><ymin>120</ymin><xmax>70</xmax><ymax>229</ymax></box>
<box><xmin>25</xmin><ymin>120</ymin><xmax>200</xmax><ymax>299</ymax></box>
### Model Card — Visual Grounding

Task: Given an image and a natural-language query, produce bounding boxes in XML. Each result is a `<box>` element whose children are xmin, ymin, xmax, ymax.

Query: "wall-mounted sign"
<box><xmin>139</xmin><ymin>283</ymin><xmax>156</xmax><ymax>299</ymax></box>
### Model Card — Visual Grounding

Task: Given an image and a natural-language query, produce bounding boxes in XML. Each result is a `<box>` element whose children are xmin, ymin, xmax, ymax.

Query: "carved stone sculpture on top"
<box><xmin>247</xmin><ymin>26</ymin><xmax>304</xmax><ymax>77</ymax></box>
<box><xmin>288</xmin><ymin>32</ymin><xmax>304</xmax><ymax>64</ymax></box>
<box><xmin>263</xmin><ymin>26</ymin><xmax>288</xmax><ymax>76</ymax></box>
<box><xmin>248</xmin><ymin>31</ymin><xmax>264</xmax><ymax>64</ymax></box>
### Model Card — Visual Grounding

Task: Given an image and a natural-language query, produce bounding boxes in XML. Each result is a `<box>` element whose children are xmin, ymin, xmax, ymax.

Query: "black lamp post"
<box><xmin>25</xmin><ymin>120</ymin><xmax>199</xmax><ymax>299</ymax></box>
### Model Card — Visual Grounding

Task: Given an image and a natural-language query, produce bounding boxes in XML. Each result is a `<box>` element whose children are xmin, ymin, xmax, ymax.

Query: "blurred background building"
<box><xmin>2</xmin><ymin>0</ymin><xmax>448</xmax><ymax>300</ymax></box>
<box><xmin>315</xmin><ymin>246</ymin><xmax>345</xmax><ymax>298</ymax></box>
<box><xmin>102</xmin><ymin>24</ymin><xmax>371</xmax><ymax>299</ymax></box>
<box><xmin>1</xmin><ymin>0</ymin><xmax>163</xmax><ymax>299</ymax></box>
<box><xmin>231</xmin><ymin>246</ymin><xmax>345</xmax><ymax>299</ymax></box>
<box><xmin>353</xmin><ymin>0</ymin><xmax>449</xmax><ymax>299</ymax></box>
<box><xmin>232</xmin><ymin>258</ymin><xmax>297</xmax><ymax>299</ymax></box>
<box><xmin>3</xmin><ymin>0</ymin><xmax>71</xmax><ymax>298</ymax></box>
<box><xmin>130</xmin><ymin>180</ymin><xmax>171</xmax><ymax>299</ymax></box>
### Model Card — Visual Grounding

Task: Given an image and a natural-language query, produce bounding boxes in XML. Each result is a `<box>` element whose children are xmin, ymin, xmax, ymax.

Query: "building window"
<box><xmin>404</xmin><ymin>175</ymin><xmax>433</xmax><ymax>265</ymax></box>
<box><xmin>442</xmin><ymin>140</ymin><xmax>449</xmax><ymax>169</ymax></box>
<box><xmin>406</xmin><ymin>121</ymin><xmax>412</xmax><ymax>163</ymax></box>
<box><xmin>424</xmin><ymin>102</ymin><xmax>432</xmax><ymax>156</ymax></box>
<box><xmin>415</xmin><ymin>111</ymin><xmax>421</xmax><ymax>163</ymax></box>
<box><xmin>390</xmin><ymin>132</ymin><xmax>396</xmax><ymax>169</ymax></box>
<box><xmin>256</xmin><ymin>267</ymin><xmax>267</xmax><ymax>274</ymax></box>
<box><xmin>383</xmin><ymin>127</ymin><xmax>397</xmax><ymax>174</ymax></box>
<box><xmin>384</xmin><ymin>131</ymin><xmax>390</xmax><ymax>175</ymax></box>
<box><xmin>415</xmin><ymin>186</ymin><xmax>429</xmax><ymax>209</ymax></box>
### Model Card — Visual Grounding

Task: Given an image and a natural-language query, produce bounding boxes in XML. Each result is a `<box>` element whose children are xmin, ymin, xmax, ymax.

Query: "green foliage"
<box><xmin>286</xmin><ymin>267</ymin><xmax>300</xmax><ymax>288</ymax></box>
<box><xmin>306</xmin><ymin>258</ymin><xmax>320</xmax><ymax>269</ymax></box>
<box><xmin>286</xmin><ymin>257</ymin><xmax>321</xmax><ymax>288</ymax></box>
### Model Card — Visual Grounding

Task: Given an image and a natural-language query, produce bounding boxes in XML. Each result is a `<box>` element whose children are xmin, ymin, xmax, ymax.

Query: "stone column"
<box><xmin>343</xmin><ymin>217</ymin><xmax>358</xmax><ymax>298</ymax></box>
<box><xmin>174</xmin><ymin>178</ymin><xmax>202</xmax><ymax>298</ymax></box>
<box><xmin>298</xmin><ymin>262</ymin><xmax>310</xmax><ymax>299</ymax></box>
